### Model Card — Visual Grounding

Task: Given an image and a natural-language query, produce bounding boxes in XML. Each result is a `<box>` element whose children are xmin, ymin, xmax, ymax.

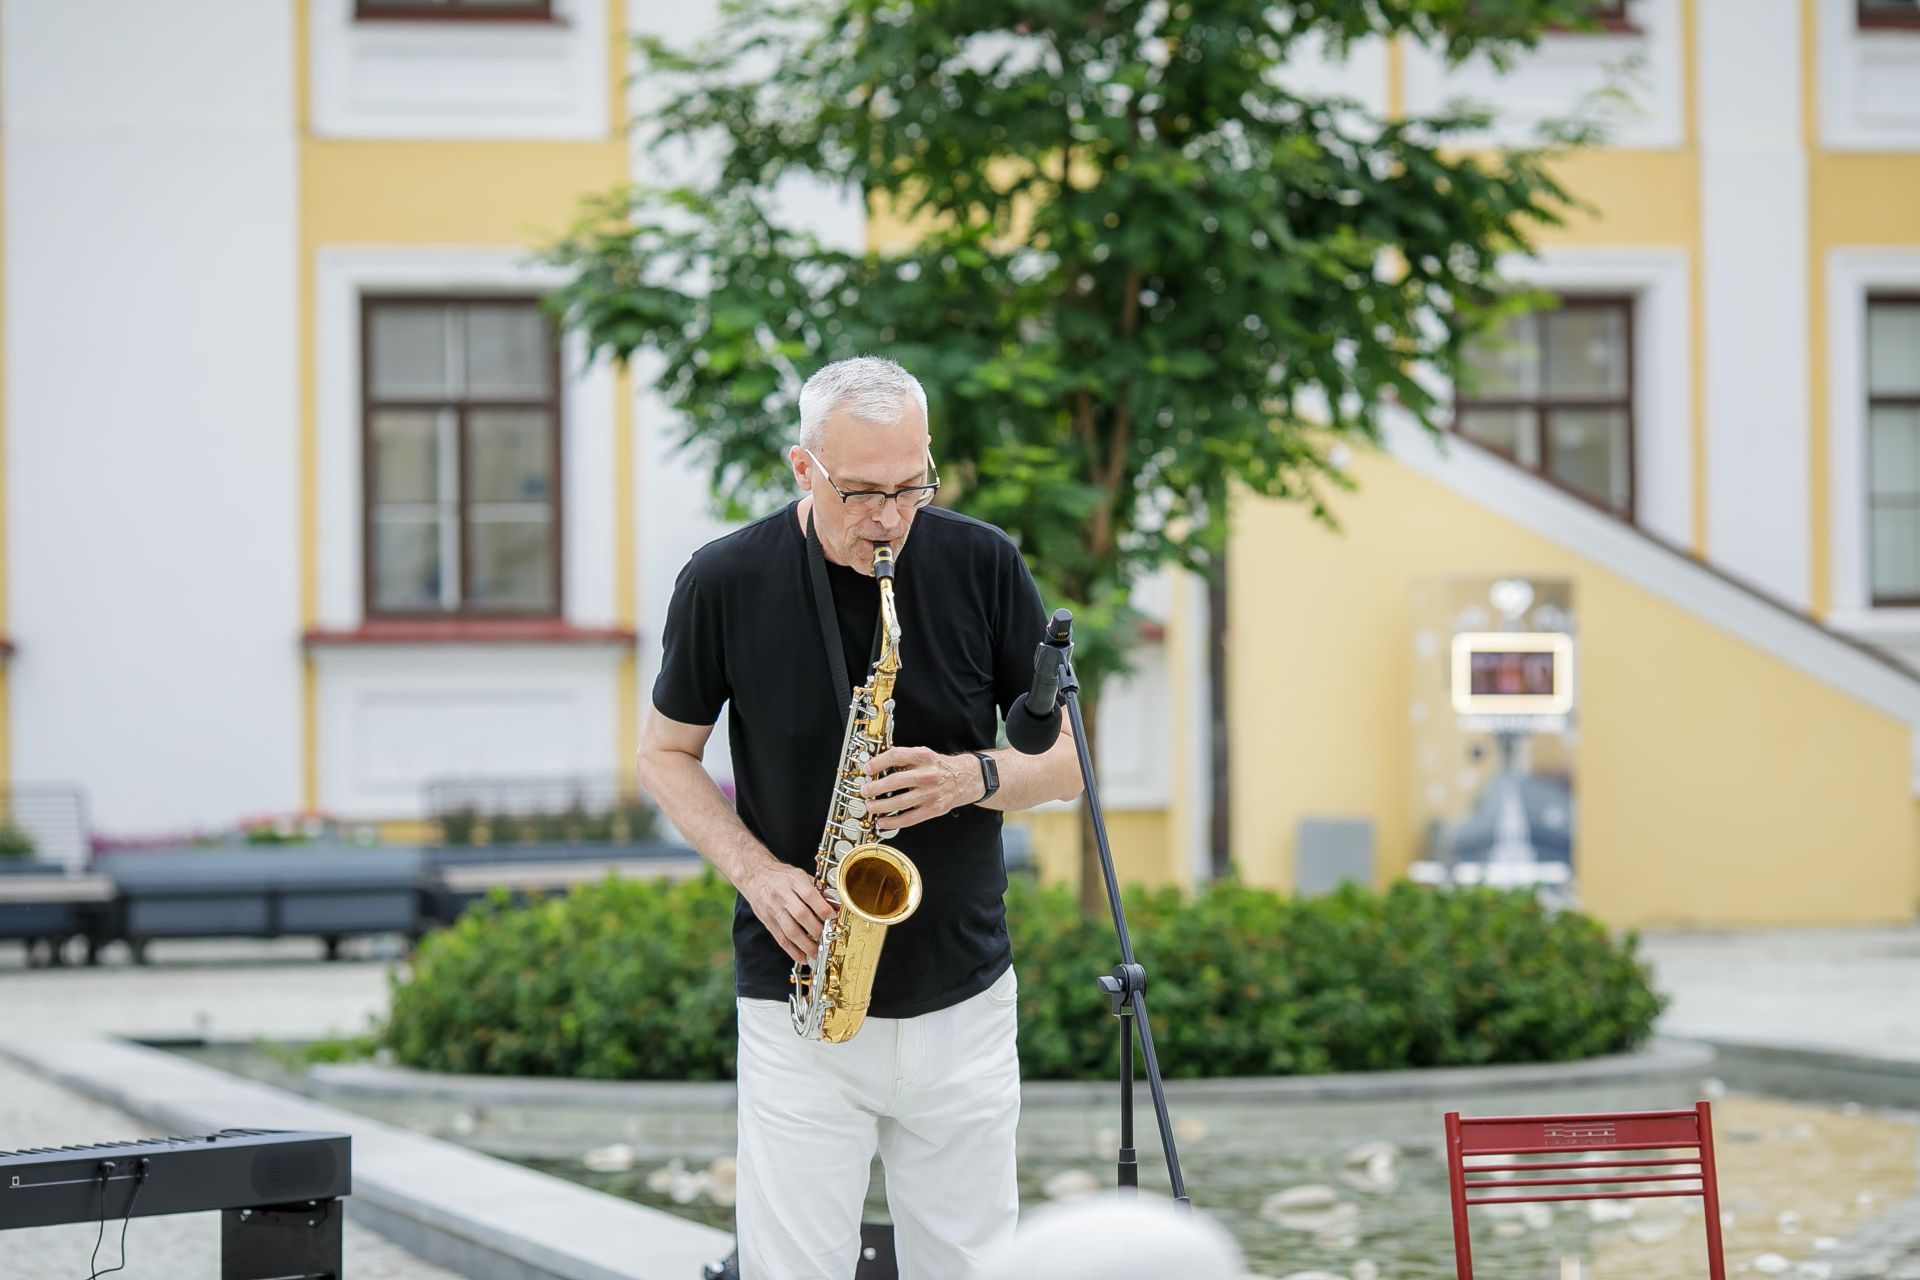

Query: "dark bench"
<box><xmin>0</xmin><ymin>862</ymin><xmax>115</xmax><ymax>966</ymax></box>
<box><xmin>94</xmin><ymin>847</ymin><xmax>425</xmax><ymax>964</ymax></box>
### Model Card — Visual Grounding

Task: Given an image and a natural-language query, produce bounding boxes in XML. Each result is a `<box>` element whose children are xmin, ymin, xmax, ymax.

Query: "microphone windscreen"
<box><xmin>1004</xmin><ymin>693</ymin><xmax>1063</xmax><ymax>755</ymax></box>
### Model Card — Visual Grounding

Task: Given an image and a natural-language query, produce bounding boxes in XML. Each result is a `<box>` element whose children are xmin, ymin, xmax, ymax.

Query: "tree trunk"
<box><xmin>1207</xmin><ymin>551</ymin><xmax>1233</xmax><ymax>881</ymax></box>
<box><xmin>1075</xmin><ymin>692</ymin><xmax>1108</xmax><ymax>913</ymax></box>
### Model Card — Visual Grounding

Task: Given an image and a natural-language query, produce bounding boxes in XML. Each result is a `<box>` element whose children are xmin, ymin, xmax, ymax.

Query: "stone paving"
<box><xmin>0</xmin><ymin>1053</ymin><xmax>464</xmax><ymax>1280</ymax></box>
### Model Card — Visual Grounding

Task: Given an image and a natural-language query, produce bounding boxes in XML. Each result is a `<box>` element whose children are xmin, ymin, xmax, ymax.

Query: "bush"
<box><xmin>380</xmin><ymin>874</ymin><xmax>1664</xmax><ymax>1081</ymax></box>
<box><xmin>0</xmin><ymin>824</ymin><xmax>34</xmax><ymax>860</ymax></box>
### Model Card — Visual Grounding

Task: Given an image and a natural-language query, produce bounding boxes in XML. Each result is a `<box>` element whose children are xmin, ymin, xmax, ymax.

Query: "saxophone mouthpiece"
<box><xmin>870</xmin><ymin>543</ymin><xmax>895</xmax><ymax>580</ymax></box>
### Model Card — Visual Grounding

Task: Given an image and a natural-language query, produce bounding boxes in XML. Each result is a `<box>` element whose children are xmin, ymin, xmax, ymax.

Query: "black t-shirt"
<box><xmin>651</xmin><ymin>502</ymin><xmax>1049</xmax><ymax>1017</ymax></box>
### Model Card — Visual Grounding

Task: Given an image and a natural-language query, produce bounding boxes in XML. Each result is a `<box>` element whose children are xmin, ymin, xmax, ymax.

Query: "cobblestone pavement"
<box><xmin>0</xmin><ymin>1053</ymin><xmax>465</xmax><ymax>1280</ymax></box>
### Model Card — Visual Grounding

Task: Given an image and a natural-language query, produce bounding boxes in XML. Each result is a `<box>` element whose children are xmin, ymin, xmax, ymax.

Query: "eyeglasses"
<box><xmin>805</xmin><ymin>449</ymin><xmax>941</xmax><ymax>514</ymax></box>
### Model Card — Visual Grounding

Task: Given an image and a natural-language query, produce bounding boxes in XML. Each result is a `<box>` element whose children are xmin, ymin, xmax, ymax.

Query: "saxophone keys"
<box><xmin>834</xmin><ymin>839</ymin><xmax>854</xmax><ymax>854</ymax></box>
<box><xmin>844</xmin><ymin>798</ymin><xmax>867</xmax><ymax>818</ymax></box>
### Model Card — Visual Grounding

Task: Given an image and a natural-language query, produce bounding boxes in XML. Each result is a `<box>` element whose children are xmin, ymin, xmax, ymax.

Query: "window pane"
<box><xmin>1543</xmin><ymin>305</ymin><xmax>1628</xmax><ymax>397</ymax></box>
<box><xmin>466</xmin><ymin>305</ymin><xmax>551</xmax><ymax>400</ymax></box>
<box><xmin>369</xmin><ymin>305</ymin><xmax>451</xmax><ymax>399</ymax></box>
<box><xmin>1870</xmin><ymin>504</ymin><xmax>1920</xmax><ymax>600</ymax></box>
<box><xmin>1868</xmin><ymin>303</ymin><xmax>1920</xmax><ymax>396</ymax></box>
<box><xmin>468</xmin><ymin>516</ymin><xmax>554</xmax><ymax>610</ymax></box>
<box><xmin>370</xmin><ymin>515</ymin><xmax>445</xmax><ymax>611</ymax></box>
<box><xmin>1870</xmin><ymin>405</ymin><xmax>1920</xmax><ymax>498</ymax></box>
<box><xmin>1547</xmin><ymin>409</ymin><xmax>1631</xmax><ymax>511</ymax></box>
<box><xmin>1462</xmin><ymin>314</ymin><xmax>1540</xmax><ymax>397</ymax></box>
<box><xmin>470</xmin><ymin>409</ymin><xmax>553</xmax><ymax>502</ymax></box>
<box><xmin>1458</xmin><ymin>407</ymin><xmax>1542</xmax><ymax>467</ymax></box>
<box><xmin>371</xmin><ymin>410</ymin><xmax>443</xmax><ymax>502</ymax></box>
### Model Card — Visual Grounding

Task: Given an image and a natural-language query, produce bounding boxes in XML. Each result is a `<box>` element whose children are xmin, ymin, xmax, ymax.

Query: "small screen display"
<box><xmin>1451</xmin><ymin>632</ymin><xmax>1574</xmax><ymax>716</ymax></box>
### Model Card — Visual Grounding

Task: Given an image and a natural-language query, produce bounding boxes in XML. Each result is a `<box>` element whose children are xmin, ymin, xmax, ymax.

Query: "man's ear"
<box><xmin>788</xmin><ymin>444</ymin><xmax>812</xmax><ymax>491</ymax></box>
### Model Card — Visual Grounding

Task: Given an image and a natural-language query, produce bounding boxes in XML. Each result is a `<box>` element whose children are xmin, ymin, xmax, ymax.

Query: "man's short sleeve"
<box><xmin>991</xmin><ymin>536</ymin><xmax>1050</xmax><ymax>721</ymax></box>
<box><xmin>651</xmin><ymin>559</ymin><xmax>730</xmax><ymax>725</ymax></box>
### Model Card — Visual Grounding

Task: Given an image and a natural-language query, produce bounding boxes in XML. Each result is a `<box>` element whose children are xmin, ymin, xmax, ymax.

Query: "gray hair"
<box><xmin>797</xmin><ymin>356</ymin><xmax>929</xmax><ymax>454</ymax></box>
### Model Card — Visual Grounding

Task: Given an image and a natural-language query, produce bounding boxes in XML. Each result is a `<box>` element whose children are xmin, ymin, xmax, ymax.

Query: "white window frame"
<box><xmin>316</xmin><ymin>248</ymin><xmax>617</xmax><ymax>632</ymax></box>
<box><xmin>1463</xmin><ymin>249</ymin><xmax>1695</xmax><ymax>549</ymax></box>
<box><xmin>1827</xmin><ymin>250</ymin><xmax>1920</xmax><ymax>645</ymax></box>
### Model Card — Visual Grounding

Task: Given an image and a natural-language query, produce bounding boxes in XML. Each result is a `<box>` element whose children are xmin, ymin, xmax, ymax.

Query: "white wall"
<box><xmin>2</xmin><ymin>0</ymin><xmax>302</xmax><ymax>834</ymax></box>
<box><xmin>1817</xmin><ymin>1</ymin><xmax>1920</xmax><ymax>151</ymax></box>
<box><xmin>1403</xmin><ymin>0</ymin><xmax>1684</xmax><ymax>150</ymax></box>
<box><xmin>310</xmin><ymin>0</ymin><xmax>608</xmax><ymax>140</ymax></box>
<box><xmin>1698</xmin><ymin>0</ymin><xmax>1809</xmax><ymax>608</ymax></box>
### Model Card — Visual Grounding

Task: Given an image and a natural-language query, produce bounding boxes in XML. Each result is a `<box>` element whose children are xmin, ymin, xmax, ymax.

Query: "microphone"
<box><xmin>1005</xmin><ymin>609</ymin><xmax>1074</xmax><ymax>755</ymax></box>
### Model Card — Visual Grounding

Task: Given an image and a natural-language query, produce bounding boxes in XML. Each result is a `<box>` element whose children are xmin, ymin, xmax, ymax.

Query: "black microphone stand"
<box><xmin>1048</xmin><ymin>622</ymin><xmax>1190</xmax><ymax>1205</ymax></box>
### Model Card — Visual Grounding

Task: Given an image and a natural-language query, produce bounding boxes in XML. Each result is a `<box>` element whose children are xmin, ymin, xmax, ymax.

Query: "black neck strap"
<box><xmin>805</xmin><ymin>506</ymin><xmax>886</xmax><ymax>719</ymax></box>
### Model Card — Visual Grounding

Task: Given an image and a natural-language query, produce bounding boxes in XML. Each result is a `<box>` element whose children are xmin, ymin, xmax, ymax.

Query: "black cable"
<box><xmin>86</xmin><ymin>1158</ymin><xmax>147</xmax><ymax>1280</ymax></box>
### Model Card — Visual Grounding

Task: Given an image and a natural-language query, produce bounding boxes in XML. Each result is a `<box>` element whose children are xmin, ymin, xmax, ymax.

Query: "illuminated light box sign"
<box><xmin>1449</xmin><ymin>632</ymin><xmax>1575</xmax><ymax>717</ymax></box>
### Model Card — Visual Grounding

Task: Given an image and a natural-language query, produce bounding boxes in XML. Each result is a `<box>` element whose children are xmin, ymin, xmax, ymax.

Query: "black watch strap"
<box><xmin>973</xmin><ymin>751</ymin><xmax>1000</xmax><ymax>803</ymax></box>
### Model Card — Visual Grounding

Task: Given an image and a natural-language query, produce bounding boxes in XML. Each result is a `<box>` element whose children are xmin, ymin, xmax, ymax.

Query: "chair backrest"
<box><xmin>1443</xmin><ymin>1101</ymin><xmax>1725</xmax><ymax>1280</ymax></box>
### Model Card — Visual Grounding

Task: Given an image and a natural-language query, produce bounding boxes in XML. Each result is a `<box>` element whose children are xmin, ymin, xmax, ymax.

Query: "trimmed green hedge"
<box><xmin>380</xmin><ymin>874</ymin><xmax>1664</xmax><ymax>1081</ymax></box>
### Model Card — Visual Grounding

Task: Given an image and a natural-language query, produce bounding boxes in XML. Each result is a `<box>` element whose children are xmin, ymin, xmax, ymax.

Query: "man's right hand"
<box><xmin>741</xmin><ymin>862</ymin><xmax>837</xmax><ymax>966</ymax></box>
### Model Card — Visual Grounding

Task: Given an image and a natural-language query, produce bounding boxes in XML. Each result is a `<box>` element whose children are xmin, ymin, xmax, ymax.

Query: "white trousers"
<box><xmin>734</xmin><ymin>967</ymin><xmax>1022</xmax><ymax>1280</ymax></box>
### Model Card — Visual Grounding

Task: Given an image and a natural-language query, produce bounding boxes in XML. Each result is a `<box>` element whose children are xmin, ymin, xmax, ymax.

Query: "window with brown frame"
<box><xmin>1860</xmin><ymin>0</ymin><xmax>1920</xmax><ymax>30</ymax></box>
<box><xmin>354</xmin><ymin>0</ymin><xmax>555</xmax><ymax>22</ymax></box>
<box><xmin>362</xmin><ymin>297</ymin><xmax>562</xmax><ymax>619</ymax></box>
<box><xmin>1548</xmin><ymin>1</ymin><xmax>1634</xmax><ymax>32</ymax></box>
<box><xmin>1453</xmin><ymin>295</ymin><xmax>1636</xmax><ymax>519</ymax></box>
<box><xmin>1868</xmin><ymin>297</ymin><xmax>1920</xmax><ymax>606</ymax></box>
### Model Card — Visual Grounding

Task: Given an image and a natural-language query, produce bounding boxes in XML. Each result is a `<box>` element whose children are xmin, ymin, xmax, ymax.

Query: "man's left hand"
<box><xmin>859</xmin><ymin>746</ymin><xmax>985</xmax><ymax>829</ymax></box>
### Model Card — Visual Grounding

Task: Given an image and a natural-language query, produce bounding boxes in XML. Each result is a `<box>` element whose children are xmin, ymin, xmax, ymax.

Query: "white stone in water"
<box><xmin>1795</xmin><ymin>1263</ymin><xmax>1832</xmax><ymax>1280</ymax></box>
<box><xmin>1337</xmin><ymin>1140</ymin><xmax>1401</xmax><ymax>1194</ymax></box>
<box><xmin>1812</xmin><ymin>1237</ymin><xmax>1839</xmax><ymax>1252</ymax></box>
<box><xmin>706</xmin><ymin>1156</ymin><xmax>738</xmax><ymax>1207</ymax></box>
<box><xmin>450</xmin><ymin>1107</ymin><xmax>480</xmax><ymax>1136</ymax></box>
<box><xmin>1855</xmin><ymin>1191</ymin><xmax>1875</xmax><ymax>1209</ymax></box>
<box><xmin>583</xmin><ymin>1142</ymin><xmax>635</xmax><ymax>1173</ymax></box>
<box><xmin>1352</xmin><ymin>1261</ymin><xmax>1380</xmax><ymax>1280</ymax></box>
<box><xmin>1261</xmin><ymin>1185</ymin><xmax>1359</xmax><ymax>1234</ymax></box>
<box><xmin>1752</xmin><ymin>1255</ymin><xmax>1791</xmax><ymax>1274</ymax></box>
<box><xmin>1628</xmin><ymin>1218</ymin><xmax>1685</xmax><ymax>1245</ymax></box>
<box><xmin>668</xmin><ymin>1169</ymin><xmax>707</xmax><ymax>1204</ymax></box>
<box><xmin>1174</xmin><ymin>1116</ymin><xmax>1209</xmax><ymax>1143</ymax></box>
<box><xmin>1587</xmin><ymin>1200</ymin><xmax>1636</xmax><ymax>1223</ymax></box>
<box><xmin>1520</xmin><ymin>1204</ymin><xmax>1554</xmax><ymax>1231</ymax></box>
<box><xmin>1043</xmin><ymin>1169</ymin><xmax>1100</xmax><ymax>1200</ymax></box>
<box><xmin>1777</xmin><ymin>1209</ymin><xmax>1802</xmax><ymax>1233</ymax></box>
<box><xmin>1787</xmin><ymin>1123</ymin><xmax>1815</xmax><ymax>1140</ymax></box>
<box><xmin>1494</xmin><ymin>1222</ymin><xmax>1528</xmax><ymax>1239</ymax></box>
<box><xmin>1701</xmin><ymin>1076</ymin><xmax>1728</xmax><ymax>1099</ymax></box>
<box><xmin>645</xmin><ymin>1157</ymin><xmax>687</xmax><ymax>1193</ymax></box>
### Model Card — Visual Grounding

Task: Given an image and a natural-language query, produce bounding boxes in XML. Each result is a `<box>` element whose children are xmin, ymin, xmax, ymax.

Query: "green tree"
<box><xmin>546</xmin><ymin>0</ymin><xmax>1603</xmax><ymax>903</ymax></box>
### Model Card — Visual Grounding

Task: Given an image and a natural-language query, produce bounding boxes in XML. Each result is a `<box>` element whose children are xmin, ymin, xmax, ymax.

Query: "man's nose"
<box><xmin>876</xmin><ymin>500</ymin><xmax>905</xmax><ymax>532</ymax></box>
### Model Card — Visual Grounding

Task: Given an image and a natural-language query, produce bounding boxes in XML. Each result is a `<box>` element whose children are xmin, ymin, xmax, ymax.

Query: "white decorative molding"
<box><xmin>1497</xmin><ymin>248</ymin><xmax>1695</xmax><ymax>551</ymax></box>
<box><xmin>1402</xmin><ymin>0</ymin><xmax>1683</xmax><ymax>150</ymax></box>
<box><xmin>1817</xmin><ymin>4</ymin><xmax>1920</xmax><ymax>151</ymax></box>
<box><xmin>1385</xmin><ymin>413</ymin><xmax>1920</xmax><ymax>789</ymax></box>
<box><xmin>314</xmin><ymin>646</ymin><xmax>621</xmax><ymax>818</ymax></box>
<box><xmin>1827</xmin><ymin>250</ymin><xmax>1920</xmax><ymax>674</ymax></box>
<box><xmin>309</xmin><ymin>0</ymin><xmax>608</xmax><ymax>140</ymax></box>
<box><xmin>314</xmin><ymin>247</ymin><xmax>617</xmax><ymax>633</ymax></box>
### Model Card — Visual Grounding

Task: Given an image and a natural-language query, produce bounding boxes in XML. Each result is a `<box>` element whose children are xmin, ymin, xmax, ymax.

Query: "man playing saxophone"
<box><xmin>639</xmin><ymin>356</ymin><xmax>1083</xmax><ymax>1279</ymax></box>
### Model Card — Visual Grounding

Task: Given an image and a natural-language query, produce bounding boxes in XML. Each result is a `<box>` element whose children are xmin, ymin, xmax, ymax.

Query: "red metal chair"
<box><xmin>1443</xmin><ymin>1101</ymin><xmax>1726</xmax><ymax>1280</ymax></box>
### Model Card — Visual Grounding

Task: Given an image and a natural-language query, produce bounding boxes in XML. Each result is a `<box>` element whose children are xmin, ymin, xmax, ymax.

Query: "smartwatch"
<box><xmin>972</xmin><ymin>751</ymin><xmax>1000</xmax><ymax>803</ymax></box>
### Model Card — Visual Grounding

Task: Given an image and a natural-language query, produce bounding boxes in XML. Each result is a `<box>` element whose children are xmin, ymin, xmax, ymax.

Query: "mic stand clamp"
<box><xmin>1053</xmin><ymin>652</ymin><xmax>1191</xmax><ymax>1207</ymax></box>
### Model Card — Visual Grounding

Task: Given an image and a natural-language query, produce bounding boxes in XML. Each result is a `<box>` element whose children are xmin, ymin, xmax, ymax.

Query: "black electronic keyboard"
<box><xmin>1</xmin><ymin>1128</ymin><xmax>351</xmax><ymax>1280</ymax></box>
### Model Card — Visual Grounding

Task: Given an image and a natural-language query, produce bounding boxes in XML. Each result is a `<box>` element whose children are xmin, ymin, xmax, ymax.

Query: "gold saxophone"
<box><xmin>789</xmin><ymin>544</ymin><xmax>923</xmax><ymax>1043</ymax></box>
